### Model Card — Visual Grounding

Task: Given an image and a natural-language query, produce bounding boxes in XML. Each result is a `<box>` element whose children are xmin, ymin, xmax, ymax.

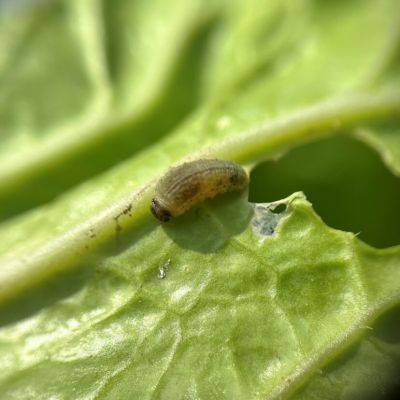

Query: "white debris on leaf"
<box><xmin>158</xmin><ymin>259</ymin><xmax>171</xmax><ymax>279</ymax></box>
<box><xmin>251</xmin><ymin>192</ymin><xmax>305</xmax><ymax>243</ymax></box>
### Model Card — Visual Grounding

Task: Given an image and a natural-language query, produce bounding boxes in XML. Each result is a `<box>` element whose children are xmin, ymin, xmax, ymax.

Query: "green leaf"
<box><xmin>0</xmin><ymin>0</ymin><xmax>400</xmax><ymax>399</ymax></box>
<box><xmin>1</xmin><ymin>193</ymin><xmax>400</xmax><ymax>399</ymax></box>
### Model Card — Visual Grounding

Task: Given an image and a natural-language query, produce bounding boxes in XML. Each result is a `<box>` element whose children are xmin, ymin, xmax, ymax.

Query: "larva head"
<box><xmin>151</xmin><ymin>198</ymin><xmax>172</xmax><ymax>222</ymax></box>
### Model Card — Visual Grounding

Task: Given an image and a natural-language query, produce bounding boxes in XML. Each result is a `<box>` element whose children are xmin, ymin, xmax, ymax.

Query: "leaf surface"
<box><xmin>0</xmin><ymin>0</ymin><xmax>400</xmax><ymax>399</ymax></box>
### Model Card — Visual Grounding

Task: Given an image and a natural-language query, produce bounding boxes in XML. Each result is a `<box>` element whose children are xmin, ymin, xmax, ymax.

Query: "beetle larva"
<box><xmin>151</xmin><ymin>159</ymin><xmax>248</xmax><ymax>222</ymax></box>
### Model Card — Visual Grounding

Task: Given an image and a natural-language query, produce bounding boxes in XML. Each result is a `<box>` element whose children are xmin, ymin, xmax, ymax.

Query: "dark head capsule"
<box><xmin>150</xmin><ymin>199</ymin><xmax>172</xmax><ymax>222</ymax></box>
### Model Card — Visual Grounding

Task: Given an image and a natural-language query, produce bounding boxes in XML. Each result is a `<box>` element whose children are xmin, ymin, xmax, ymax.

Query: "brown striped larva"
<box><xmin>151</xmin><ymin>159</ymin><xmax>248</xmax><ymax>222</ymax></box>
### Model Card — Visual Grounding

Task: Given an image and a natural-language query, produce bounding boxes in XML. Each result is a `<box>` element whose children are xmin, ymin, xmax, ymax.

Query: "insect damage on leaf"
<box><xmin>151</xmin><ymin>159</ymin><xmax>248</xmax><ymax>222</ymax></box>
<box><xmin>252</xmin><ymin>193</ymin><xmax>304</xmax><ymax>241</ymax></box>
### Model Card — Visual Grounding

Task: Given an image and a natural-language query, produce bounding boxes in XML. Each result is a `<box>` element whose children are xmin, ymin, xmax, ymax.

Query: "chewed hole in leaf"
<box><xmin>271</xmin><ymin>203</ymin><xmax>287</xmax><ymax>214</ymax></box>
<box><xmin>249</xmin><ymin>135</ymin><xmax>400</xmax><ymax>248</ymax></box>
<box><xmin>251</xmin><ymin>197</ymin><xmax>292</xmax><ymax>239</ymax></box>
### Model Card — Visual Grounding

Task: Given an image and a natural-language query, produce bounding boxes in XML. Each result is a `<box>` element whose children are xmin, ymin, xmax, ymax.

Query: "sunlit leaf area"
<box><xmin>0</xmin><ymin>1</ymin><xmax>400</xmax><ymax>399</ymax></box>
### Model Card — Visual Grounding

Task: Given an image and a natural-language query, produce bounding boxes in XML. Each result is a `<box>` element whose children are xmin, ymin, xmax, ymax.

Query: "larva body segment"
<box><xmin>151</xmin><ymin>159</ymin><xmax>248</xmax><ymax>222</ymax></box>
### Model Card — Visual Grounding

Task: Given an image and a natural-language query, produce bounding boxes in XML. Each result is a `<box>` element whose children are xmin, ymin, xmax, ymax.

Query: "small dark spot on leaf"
<box><xmin>122</xmin><ymin>203</ymin><xmax>133</xmax><ymax>216</ymax></box>
<box><xmin>115</xmin><ymin>203</ymin><xmax>133</xmax><ymax>221</ymax></box>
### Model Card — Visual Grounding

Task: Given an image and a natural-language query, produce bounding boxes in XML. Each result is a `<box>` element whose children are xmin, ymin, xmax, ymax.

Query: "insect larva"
<box><xmin>151</xmin><ymin>159</ymin><xmax>248</xmax><ymax>222</ymax></box>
